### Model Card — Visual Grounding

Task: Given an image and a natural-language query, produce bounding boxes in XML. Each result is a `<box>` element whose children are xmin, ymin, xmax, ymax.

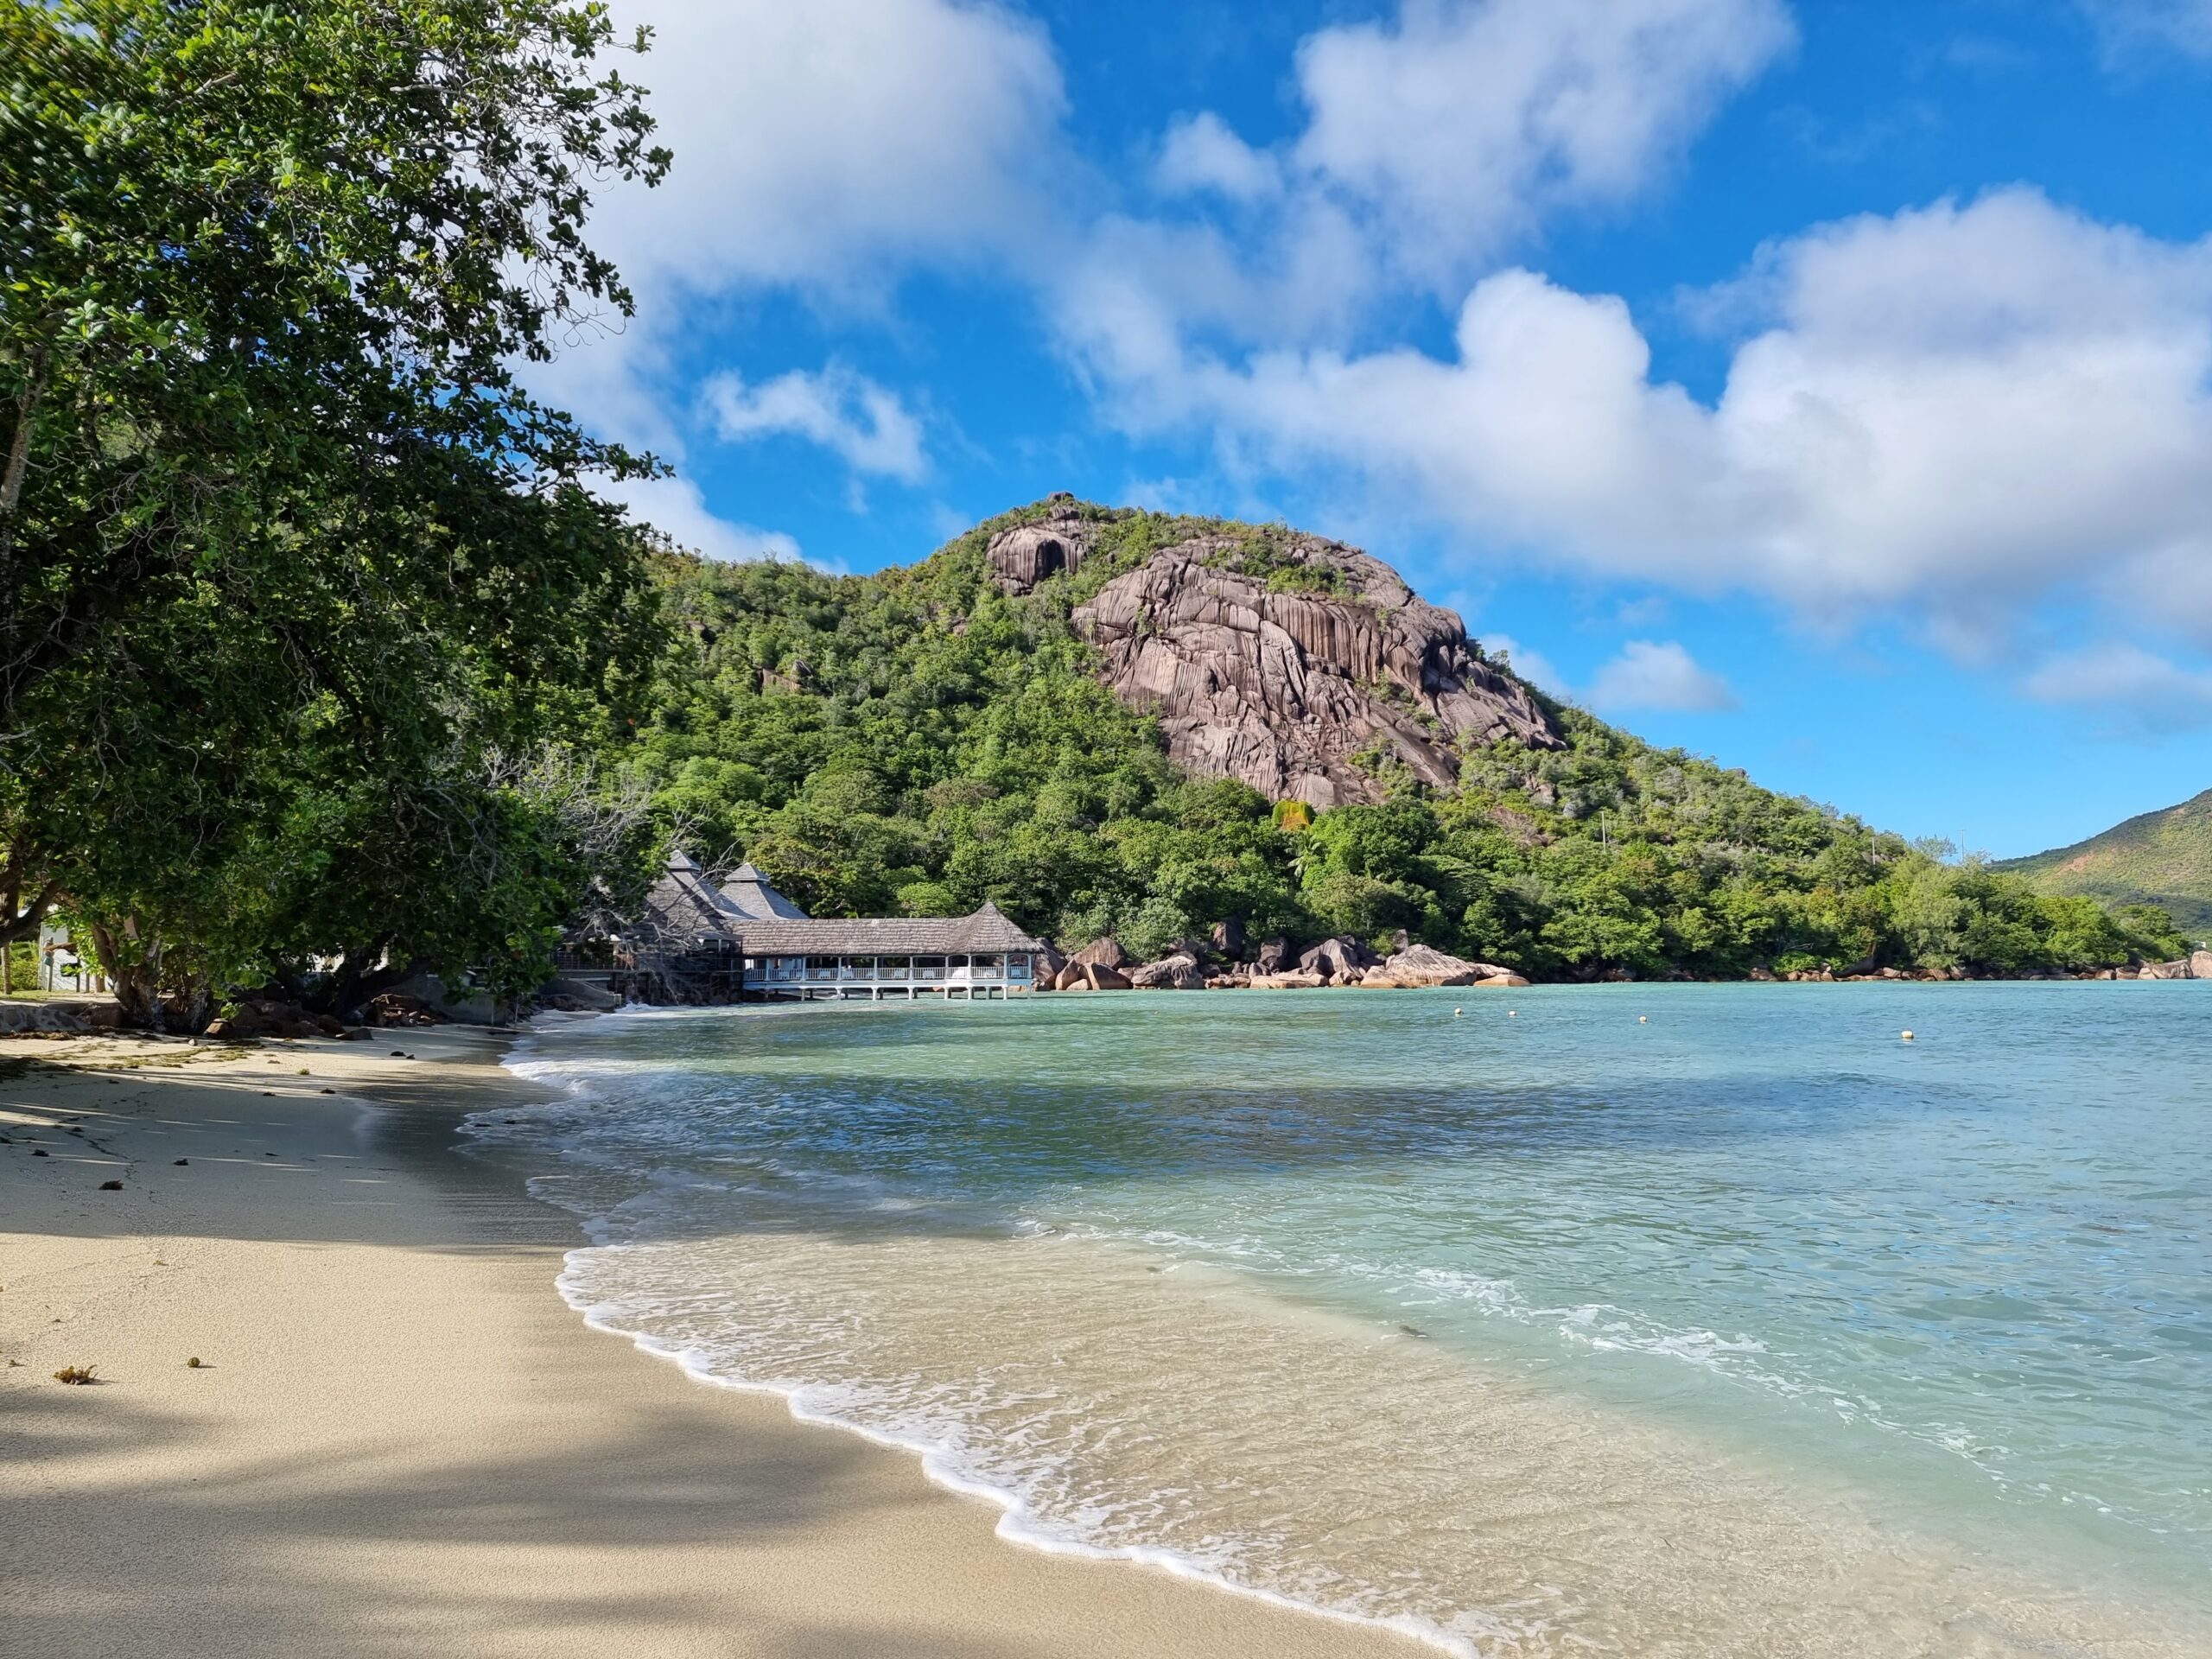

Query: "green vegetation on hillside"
<box><xmin>628</xmin><ymin>504</ymin><xmax>2188</xmax><ymax>980</ymax></box>
<box><xmin>1998</xmin><ymin>790</ymin><xmax>2212</xmax><ymax>937</ymax></box>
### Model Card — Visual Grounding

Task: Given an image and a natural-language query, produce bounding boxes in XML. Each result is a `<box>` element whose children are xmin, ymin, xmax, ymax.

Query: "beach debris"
<box><xmin>99</xmin><ymin>1179</ymin><xmax>122</xmax><ymax>1191</ymax></box>
<box><xmin>186</xmin><ymin>1357</ymin><xmax>202</xmax><ymax>1369</ymax></box>
<box><xmin>1399</xmin><ymin>1324</ymin><xmax>1431</xmax><ymax>1338</ymax></box>
<box><xmin>208</xmin><ymin>1000</ymin><xmax>345</xmax><ymax>1040</ymax></box>
<box><xmin>296</xmin><ymin>1068</ymin><xmax>309</xmax><ymax>1076</ymax></box>
<box><xmin>54</xmin><ymin>1364</ymin><xmax>97</xmax><ymax>1385</ymax></box>
<box><xmin>263</xmin><ymin>1151</ymin><xmax>276</xmax><ymax>1157</ymax></box>
<box><xmin>31</xmin><ymin>1148</ymin><xmax>48</xmax><ymax>1157</ymax></box>
<box><xmin>390</xmin><ymin>1049</ymin><xmax>407</xmax><ymax>1058</ymax></box>
<box><xmin>364</xmin><ymin>991</ymin><xmax>448</xmax><ymax>1027</ymax></box>
<box><xmin>320</xmin><ymin>1087</ymin><xmax>334</xmax><ymax>1095</ymax></box>
<box><xmin>260</xmin><ymin>1091</ymin><xmax>272</xmax><ymax>1096</ymax></box>
<box><xmin>174</xmin><ymin>1159</ymin><xmax>188</xmax><ymax>1166</ymax></box>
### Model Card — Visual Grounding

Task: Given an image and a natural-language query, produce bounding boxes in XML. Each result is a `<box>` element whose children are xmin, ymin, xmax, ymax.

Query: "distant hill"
<box><xmin>1998</xmin><ymin>789</ymin><xmax>2212</xmax><ymax>936</ymax></box>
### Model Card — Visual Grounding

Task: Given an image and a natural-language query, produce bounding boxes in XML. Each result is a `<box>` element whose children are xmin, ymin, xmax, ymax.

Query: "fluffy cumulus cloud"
<box><xmin>1058</xmin><ymin>0</ymin><xmax>1791</xmax><ymax>385</ymax></box>
<box><xmin>594</xmin><ymin>0</ymin><xmax>1064</xmax><ymax>300</ymax></box>
<box><xmin>1586</xmin><ymin>641</ymin><xmax>1740</xmax><ymax>713</ymax></box>
<box><xmin>703</xmin><ymin>366</ymin><xmax>928</xmax><ymax>482</ymax></box>
<box><xmin>593</xmin><ymin>474</ymin><xmax>801</xmax><ymax>564</ymax></box>
<box><xmin>1154</xmin><ymin>112</ymin><xmax>1280</xmax><ymax>203</ymax></box>
<box><xmin>1131</xmin><ymin>189</ymin><xmax>2212</xmax><ymax>653</ymax></box>
<box><xmin>528</xmin><ymin>0</ymin><xmax>1065</xmax><ymax>558</ymax></box>
<box><xmin>1290</xmin><ymin>0</ymin><xmax>1796</xmax><ymax>286</ymax></box>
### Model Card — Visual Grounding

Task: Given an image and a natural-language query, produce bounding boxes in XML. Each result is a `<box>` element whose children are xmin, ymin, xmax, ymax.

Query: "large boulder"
<box><xmin>1248</xmin><ymin>970</ymin><xmax>1325</xmax><ymax>989</ymax></box>
<box><xmin>538</xmin><ymin>977</ymin><xmax>621</xmax><ymax>1013</ymax></box>
<box><xmin>1356</xmin><ymin>944</ymin><xmax>1491</xmax><ymax>988</ymax></box>
<box><xmin>983</xmin><ymin>502</ymin><xmax>1099</xmax><ymax>594</ymax></box>
<box><xmin>1298</xmin><ymin>936</ymin><xmax>1380</xmax><ymax>985</ymax></box>
<box><xmin>2139</xmin><ymin>959</ymin><xmax>2191</xmax><ymax>980</ymax></box>
<box><xmin>1210</xmin><ymin>918</ymin><xmax>1247</xmax><ymax>960</ymax></box>
<box><xmin>1058</xmin><ymin>962</ymin><xmax>1133</xmax><ymax>992</ymax></box>
<box><xmin>1129</xmin><ymin>952</ymin><xmax>1205</xmax><ymax>990</ymax></box>
<box><xmin>1067</xmin><ymin>531</ymin><xmax>1561</xmax><ymax>807</ymax></box>
<box><xmin>1254</xmin><ymin>937</ymin><xmax>1292</xmax><ymax>973</ymax></box>
<box><xmin>2192</xmin><ymin>950</ymin><xmax>2212</xmax><ymax>980</ymax></box>
<box><xmin>1072</xmin><ymin>937</ymin><xmax>1128</xmax><ymax>970</ymax></box>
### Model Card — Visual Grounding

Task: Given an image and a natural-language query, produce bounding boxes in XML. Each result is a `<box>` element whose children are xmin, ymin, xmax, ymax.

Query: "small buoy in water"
<box><xmin>1453</xmin><ymin>1007</ymin><xmax>1463</xmax><ymax>1017</ymax></box>
<box><xmin>1901</xmin><ymin>1030</ymin><xmax>1915</xmax><ymax>1041</ymax></box>
<box><xmin>1638</xmin><ymin>1015</ymin><xmax>1649</xmax><ymax>1024</ymax></box>
<box><xmin>1508</xmin><ymin>1009</ymin><xmax>1517</xmax><ymax>1017</ymax></box>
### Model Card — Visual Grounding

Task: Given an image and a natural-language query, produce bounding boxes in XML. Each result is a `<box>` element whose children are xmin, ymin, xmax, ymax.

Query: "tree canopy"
<box><xmin>2</xmin><ymin>0</ymin><xmax>671</xmax><ymax>1023</ymax></box>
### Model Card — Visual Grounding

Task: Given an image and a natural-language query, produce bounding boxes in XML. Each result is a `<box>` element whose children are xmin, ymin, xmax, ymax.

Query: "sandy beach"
<box><xmin>0</xmin><ymin>1022</ymin><xmax>1418</xmax><ymax>1659</ymax></box>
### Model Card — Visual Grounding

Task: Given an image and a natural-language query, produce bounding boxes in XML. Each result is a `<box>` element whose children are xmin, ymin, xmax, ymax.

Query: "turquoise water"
<box><xmin>485</xmin><ymin>984</ymin><xmax>2212</xmax><ymax>1655</ymax></box>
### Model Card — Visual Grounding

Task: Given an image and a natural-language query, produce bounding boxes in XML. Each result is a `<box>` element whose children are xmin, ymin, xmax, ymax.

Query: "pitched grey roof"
<box><xmin>643</xmin><ymin>851</ymin><xmax>746</xmax><ymax>944</ymax></box>
<box><xmin>718</xmin><ymin>861</ymin><xmax>811</xmax><ymax>920</ymax></box>
<box><xmin>735</xmin><ymin>900</ymin><xmax>1045</xmax><ymax>957</ymax></box>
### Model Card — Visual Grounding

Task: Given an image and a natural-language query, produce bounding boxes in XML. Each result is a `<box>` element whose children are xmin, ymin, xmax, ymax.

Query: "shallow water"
<box><xmin>479</xmin><ymin>984</ymin><xmax>2212</xmax><ymax>1656</ymax></box>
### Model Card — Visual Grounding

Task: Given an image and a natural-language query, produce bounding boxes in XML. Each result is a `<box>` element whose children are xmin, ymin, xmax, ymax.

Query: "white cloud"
<box><xmin>2021</xmin><ymin>642</ymin><xmax>2212</xmax><ymax>731</ymax></box>
<box><xmin>1479</xmin><ymin>633</ymin><xmax>1570</xmax><ymax>700</ymax></box>
<box><xmin>524</xmin><ymin>0</ymin><xmax>1065</xmax><ymax>562</ymax></box>
<box><xmin>594</xmin><ymin>0</ymin><xmax>1065</xmax><ymax>302</ymax></box>
<box><xmin>2076</xmin><ymin>0</ymin><xmax>2212</xmax><ymax>58</ymax></box>
<box><xmin>1587</xmin><ymin>640</ymin><xmax>1739</xmax><ymax>712</ymax></box>
<box><xmin>703</xmin><ymin>365</ymin><xmax>928</xmax><ymax>482</ymax></box>
<box><xmin>1155</xmin><ymin>112</ymin><xmax>1280</xmax><ymax>202</ymax></box>
<box><xmin>595</xmin><ymin>474</ymin><xmax>800</xmax><ymax>564</ymax></box>
<box><xmin>1054</xmin><ymin>0</ymin><xmax>1789</xmax><ymax>385</ymax></box>
<box><xmin>1115</xmin><ymin>188</ymin><xmax>2212</xmax><ymax>650</ymax></box>
<box><xmin>1291</xmin><ymin>0</ymin><xmax>1796</xmax><ymax>286</ymax></box>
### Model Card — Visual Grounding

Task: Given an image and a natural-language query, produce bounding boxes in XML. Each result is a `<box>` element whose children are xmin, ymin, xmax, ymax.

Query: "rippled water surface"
<box><xmin>479</xmin><ymin>984</ymin><xmax>2212</xmax><ymax>1656</ymax></box>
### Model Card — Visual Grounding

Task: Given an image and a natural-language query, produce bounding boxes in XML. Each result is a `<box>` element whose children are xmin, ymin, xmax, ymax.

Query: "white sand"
<box><xmin>0</xmin><ymin>1024</ymin><xmax>1418</xmax><ymax>1659</ymax></box>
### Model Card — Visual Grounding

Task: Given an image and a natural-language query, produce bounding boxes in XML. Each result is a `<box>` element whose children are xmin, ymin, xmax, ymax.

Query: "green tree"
<box><xmin>2</xmin><ymin>0</ymin><xmax>671</xmax><ymax>1022</ymax></box>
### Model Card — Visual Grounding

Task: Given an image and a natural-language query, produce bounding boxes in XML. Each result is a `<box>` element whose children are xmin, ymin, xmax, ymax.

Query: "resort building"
<box><xmin>617</xmin><ymin>851</ymin><xmax>1047</xmax><ymax>1002</ymax></box>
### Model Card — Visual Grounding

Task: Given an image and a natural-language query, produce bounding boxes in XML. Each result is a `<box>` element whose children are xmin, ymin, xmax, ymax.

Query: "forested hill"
<box><xmin>623</xmin><ymin>499</ymin><xmax>2186</xmax><ymax>981</ymax></box>
<box><xmin>1998</xmin><ymin>790</ymin><xmax>2212</xmax><ymax>936</ymax></box>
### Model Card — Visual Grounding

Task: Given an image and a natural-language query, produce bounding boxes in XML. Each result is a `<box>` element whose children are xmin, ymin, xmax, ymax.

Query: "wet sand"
<box><xmin>0</xmin><ymin>1023</ymin><xmax>1419</xmax><ymax>1659</ymax></box>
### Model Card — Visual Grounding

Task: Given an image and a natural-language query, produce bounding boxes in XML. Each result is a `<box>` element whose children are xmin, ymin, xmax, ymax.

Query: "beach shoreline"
<box><xmin>0</xmin><ymin>1022</ymin><xmax>1422</xmax><ymax>1659</ymax></box>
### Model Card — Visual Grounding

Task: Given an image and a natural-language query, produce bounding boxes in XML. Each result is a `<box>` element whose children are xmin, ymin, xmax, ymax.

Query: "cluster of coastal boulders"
<box><xmin>1036</xmin><ymin>931</ymin><xmax>1529</xmax><ymax>994</ymax></box>
<box><xmin>985</xmin><ymin>502</ymin><xmax>1560</xmax><ymax>809</ymax></box>
<box><xmin>1765</xmin><ymin>949</ymin><xmax>2212</xmax><ymax>982</ymax></box>
<box><xmin>1038</xmin><ymin>939</ymin><xmax>2212</xmax><ymax>993</ymax></box>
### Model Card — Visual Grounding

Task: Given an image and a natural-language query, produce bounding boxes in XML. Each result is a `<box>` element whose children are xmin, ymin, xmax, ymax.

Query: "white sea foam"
<box><xmin>478</xmin><ymin>999</ymin><xmax>2212</xmax><ymax>1656</ymax></box>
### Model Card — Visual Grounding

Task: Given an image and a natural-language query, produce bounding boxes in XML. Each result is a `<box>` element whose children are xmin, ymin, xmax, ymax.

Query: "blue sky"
<box><xmin>539</xmin><ymin>0</ymin><xmax>2212</xmax><ymax>857</ymax></box>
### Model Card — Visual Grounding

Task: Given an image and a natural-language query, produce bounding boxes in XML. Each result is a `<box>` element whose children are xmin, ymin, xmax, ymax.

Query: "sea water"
<box><xmin>475</xmin><ymin>984</ymin><xmax>2212</xmax><ymax>1656</ymax></box>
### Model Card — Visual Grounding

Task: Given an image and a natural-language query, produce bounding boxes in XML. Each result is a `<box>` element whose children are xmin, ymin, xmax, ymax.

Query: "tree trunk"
<box><xmin>87</xmin><ymin>918</ymin><xmax>163</xmax><ymax>1029</ymax></box>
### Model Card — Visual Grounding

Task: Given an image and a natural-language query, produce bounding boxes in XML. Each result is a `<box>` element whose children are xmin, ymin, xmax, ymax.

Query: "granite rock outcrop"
<box><xmin>984</xmin><ymin>505</ymin><xmax>1561</xmax><ymax>808</ymax></box>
